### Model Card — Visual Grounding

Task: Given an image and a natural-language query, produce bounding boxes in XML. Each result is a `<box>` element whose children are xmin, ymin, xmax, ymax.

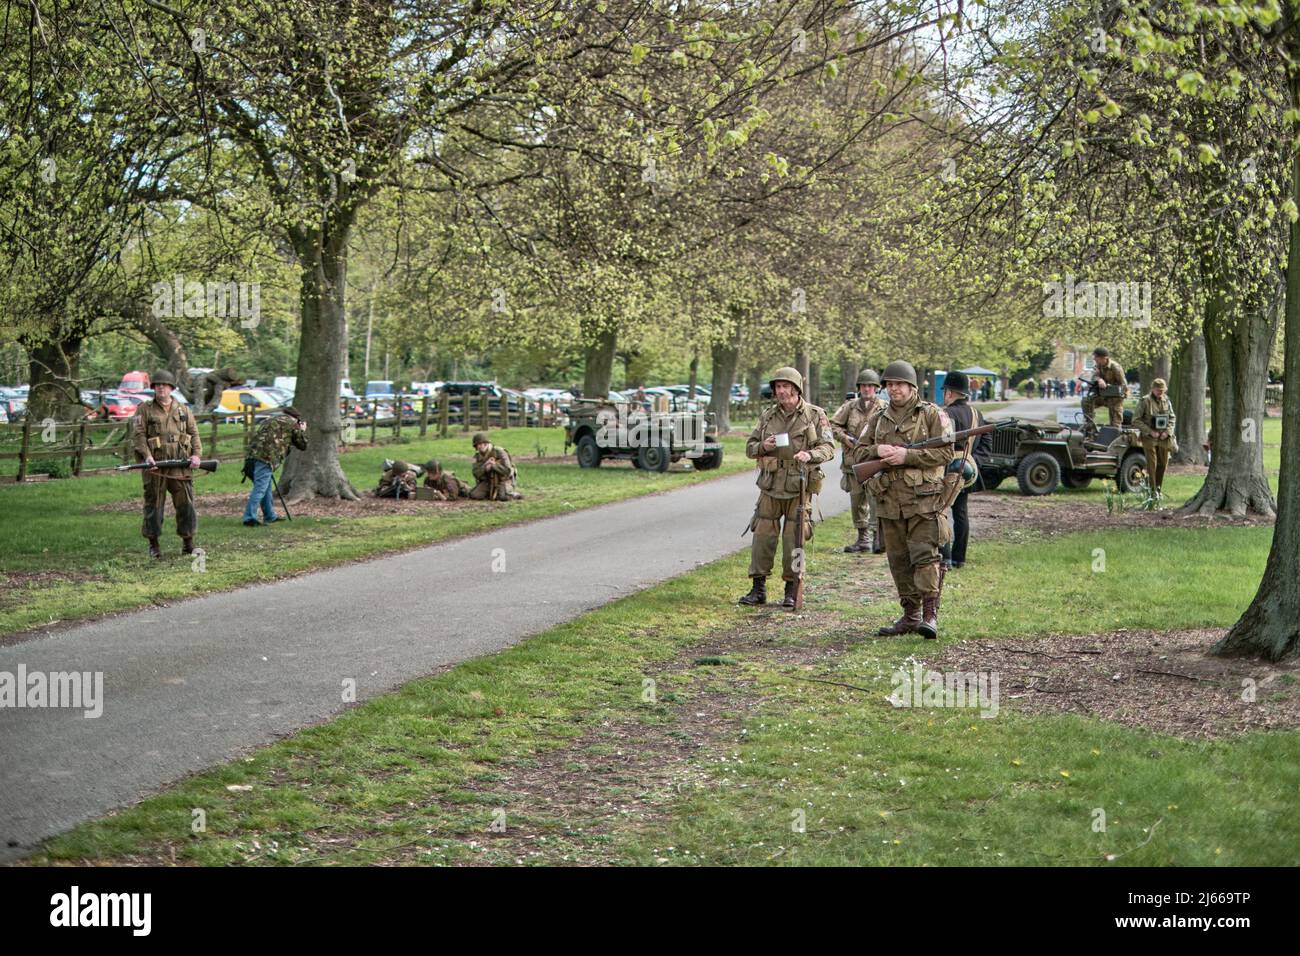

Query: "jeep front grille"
<box><xmin>992</xmin><ymin>429</ymin><xmax>1019</xmax><ymax>457</ymax></box>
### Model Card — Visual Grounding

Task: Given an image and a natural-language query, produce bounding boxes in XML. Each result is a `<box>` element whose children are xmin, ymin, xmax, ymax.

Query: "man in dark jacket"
<box><xmin>939</xmin><ymin>372</ymin><xmax>991</xmax><ymax>570</ymax></box>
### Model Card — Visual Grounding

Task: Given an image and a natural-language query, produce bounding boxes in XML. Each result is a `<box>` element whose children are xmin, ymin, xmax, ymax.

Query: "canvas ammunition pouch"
<box><xmin>757</xmin><ymin>456</ymin><xmax>822</xmax><ymax>495</ymax></box>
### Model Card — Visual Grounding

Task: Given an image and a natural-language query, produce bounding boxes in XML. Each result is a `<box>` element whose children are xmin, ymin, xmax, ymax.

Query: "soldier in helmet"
<box><xmin>1080</xmin><ymin>347</ymin><xmax>1126</xmax><ymax>430</ymax></box>
<box><xmin>129</xmin><ymin>370</ymin><xmax>203</xmax><ymax>558</ymax></box>
<box><xmin>196</xmin><ymin>366</ymin><xmax>246</xmax><ymax>413</ymax></box>
<box><xmin>829</xmin><ymin>368</ymin><xmax>889</xmax><ymax>554</ymax></box>
<box><xmin>376</xmin><ymin>459</ymin><xmax>418</xmax><ymax>499</ymax></box>
<box><xmin>423</xmin><ymin>459</ymin><xmax>471</xmax><ymax>500</ymax></box>
<box><xmin>851</xmin><ymin>361</ymin><xmax>955</xmax><ymax>639</ymax></box>
<box><xmin>469</xmin><ymin>432</ymin><xmax>523</xmax><ymax>500</ymax></box>
<box><xmin>739</xmin><ymin>366</ymin><xmax>836</xmax><ymax>608</ymax></box>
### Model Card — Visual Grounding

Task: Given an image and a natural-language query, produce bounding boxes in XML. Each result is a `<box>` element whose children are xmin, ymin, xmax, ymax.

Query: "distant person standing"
<box><xmin>829</xmin><ymin>369</ymin><xmax>888</xmax><ymax>554</ymax></box>
<box><xmin>1134</xmin><ymin>378</ymin><xmax>1177</xmax><ymax>495</ymax></box>
<box><xmin>939</xmin><ymin>372</ymin><xmax>990</xmax><ymax>570</ymax></box>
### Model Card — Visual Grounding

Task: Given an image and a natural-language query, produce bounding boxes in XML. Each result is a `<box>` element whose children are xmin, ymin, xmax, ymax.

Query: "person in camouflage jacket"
<box><xmin>243</xmin><ymin>407</ymin><xmax>307</xmax><ymax>526</ymax></box>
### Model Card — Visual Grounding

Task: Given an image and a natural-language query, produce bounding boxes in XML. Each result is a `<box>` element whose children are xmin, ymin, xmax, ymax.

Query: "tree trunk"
<box><xmin>1153</xmin><ymin>352</ymin><xmax>1171</xmax><ymax>386</ymax></box>
<box><xmin>746</xmin><ymin>364</ymin><xmax>763</xmax><ymax>403</ymax></box>
<box><xmin>840</xmin><ymin>357</ymin><xmax>858</xmax><ymax>396</ymax></box>
<box><xmin>709</xmin><ymin>336</ymin><xmax>740</xmax><ymax>434</ymax></box>
<box><xmin>688</xmin><ymin>350</ymin><xmax>699</xmax><ymax>399</ymax></box>
<box><xmin>1214</xmin><ymin>70</ymin><xmax>1300</xmax><ymax>661</ymax></box>
<box><xmin>132</xmin><ymin>310</ymin><xmax>193</xmax><ymax>400</ymax></box>
<box><xmin>809</xmin><ymin>362</ymin><xmax>821</xmax><ymax>406</ymax></box>
<box><xmin>794</xmin><ymin>348</ymin><xmax>809</xmax><ymax>387</ymax></box>
<box><xmin>1171</xmin><ymin>335</ymin><xmax>1209</xmax><ymax>465</ymax></box>
<box><xmin>582</xmin><ymin>323</ymin><xmax>617</xmax><ymax>398</ymax></box>
<box><xmin>1177</xmin><ymin>280</ymin><xmax>1279</xmax><ymax>517</ymax></box>
<box><xmin>279</xmin><ymin>238</ymin><xmax>359</xmax><ymax>501</ymax></box>
<box><xmin>26</xmin><ymin>331</ymin><xmax>84</xmax><ymax>422</ymax></box>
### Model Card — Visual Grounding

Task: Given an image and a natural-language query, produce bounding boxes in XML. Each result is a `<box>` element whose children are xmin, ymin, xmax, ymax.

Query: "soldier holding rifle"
<box><xmin>850</xmin><ymin>361</ymin><xmax>955</xmax><ymax>639</ymax></box>
<box><xmin>739</xmin><ymin>367</ymin><xmax>835</xmax><ymax>609</ymax></box>
<box><xmin>129</xmin><ymin>370</ymin><xmax>203</xmax><ymax>559</ymax></box>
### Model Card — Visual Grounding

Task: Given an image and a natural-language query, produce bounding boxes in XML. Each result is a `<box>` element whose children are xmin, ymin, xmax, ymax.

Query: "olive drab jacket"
<box><xmin>1134</xmin><ymin>393</ymin><xmax>1178</xmax><ymax>449</ymax></box>
<box><xmin>130</xmin><ymin>398</ymin><xmax>202</xmax><ymax>479</ymax></box>
<box><xmin>829</xmin><ymin>395</ymin><xmax>888</xmax><ymax>476</ymax></box>
<box><xmin>1087</xmin><ymin>360</ymin><xmax>1126</xmax><ymax>397</ymax></box>
<box><xmin>472</xmin><ymin>445</ymin><xmax>519</xmax><ymax>498</ymax></box>
<box><xmin>424</xmin><ymin>470</ymin><xmax>470</xmax><ymax>499</ymax></box>
<box><xmin>247</xmin><ymin>413</ymin><xmax>307</xmax><ymax>470</ymax></box>
<box><xmin>851</xmin><ymin>393</ymin><xmax>954</xmax><ymax>519</ymax></box>
<box><xmin>746</xmin><ymin>398</ymin><xmax>836</xmax><ymax>499</ymax></box>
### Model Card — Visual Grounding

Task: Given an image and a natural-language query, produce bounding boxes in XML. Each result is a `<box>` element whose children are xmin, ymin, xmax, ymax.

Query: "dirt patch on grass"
<box><xmin>0</xmin><ymin>570</ymin><xmax>105</xmax><ymax>608</ymax></box>
<box><xmin>967</xmin><ymin>492</ymin><xmax>1271</xmax><ymax>539</ymax></box>
<box><xmin>392</xmin><ymin>611</ymin><xmax>850</xmax><ymax>865</ymax></box>
<box><xmin>933</xmin><ymin>628</ymin><xmax>1300</xmax><ymax>739</ymax></box>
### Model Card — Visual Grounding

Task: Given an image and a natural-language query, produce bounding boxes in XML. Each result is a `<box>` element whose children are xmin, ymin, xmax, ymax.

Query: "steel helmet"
<box><xmin>768</xmin><ymin>366</ymin><xmax>804</xmax><ymax>396</ymax></box>
<box><xmin>881</xmin><ymin>361</ymin><xmax>918</xmax><ymax>387</ymax></box>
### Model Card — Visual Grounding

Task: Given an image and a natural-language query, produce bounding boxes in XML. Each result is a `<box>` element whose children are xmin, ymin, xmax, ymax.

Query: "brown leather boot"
<box><xmin>182</xmin><ymin>537</ymin><xmax>195</xmax><ymax>555</ymax></box>
<box><xmin>147</xmin><ymin>537</ymin><xmax>162</xmax><ymax>559</ymax></box>
<box><xmin>843</xmin><ymin>528</ymin><xmax>870</xmax><ymax>553</ymax></box>
<box><xmin>917</xmin><ymin>595</ymin><xmax>939</xmax><ymax>640</ymax></box>
<box><xmin>876</xmin><ymin>600</ymin><xmax>922</xmax><ymax>636</ymax></box>
<box><xmin>916</xmin><ymin>566</ymin><xmax>946</xmax><ymax>640</ymax></box>
<box><xmin>781</xmin><ymin>579</ymin><xmax>797</xmax><ymax>608</ymax></box>
<box><xmin>738</xmin><ymin>577</ymin><xmax>767</xmax><ymax>606</ymax></box>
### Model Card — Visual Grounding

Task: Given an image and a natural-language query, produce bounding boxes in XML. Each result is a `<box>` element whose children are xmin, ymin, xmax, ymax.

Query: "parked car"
<box><xmin>0</xmin><ymin>399</ymin><xmax>26</xmax><ymax>423</ymax></box>
<box><xmin>103</xmin><ymin>392</ymin><xmax>147</xmax><ymax>420</ymax></box>
<box><xmin>215</xmin><ymin>387</ymin><xmax>282</xmax><ymax>419</ymax></box>
<box><xmin>730</xmin><ymin>384</ymin><xmax>749</xmax><ymax>403</ymax></box>
<box><xmin>365</xmin><ymin>380</ymin><xmax>397</xmax><ymax>399</ymax></box>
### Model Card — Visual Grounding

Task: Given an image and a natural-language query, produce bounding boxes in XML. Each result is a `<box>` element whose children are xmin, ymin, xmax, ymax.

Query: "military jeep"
<box><xmin>979</xmin><ymin>417</ymin><xmax>1147</xmax><ymax>496</ymax></box>
<box><xmin>564</xmin><ymin>397</ymin><xmax>723</xmax><ymax>471</ymax></box>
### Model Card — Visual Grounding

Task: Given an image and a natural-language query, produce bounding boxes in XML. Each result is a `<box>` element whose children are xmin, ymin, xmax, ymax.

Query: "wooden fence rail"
<box><xmin>2</xmin><ymin>393</ymin><xmax>565</xmax><ymax>481</ymax></box>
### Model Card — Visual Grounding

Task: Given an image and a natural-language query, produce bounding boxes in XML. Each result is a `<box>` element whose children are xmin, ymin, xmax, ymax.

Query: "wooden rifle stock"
<box><xmin>850</xmin><ymin>420</ymin><xmax>1016</xmax><ymax>484</ymax></box>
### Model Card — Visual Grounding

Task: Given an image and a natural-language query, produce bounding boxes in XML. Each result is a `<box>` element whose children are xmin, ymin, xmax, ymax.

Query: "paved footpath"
<box><xmin>0</xmin><ymin>458</ymin><xmax>849</xmax><ymax>861</ymax></box>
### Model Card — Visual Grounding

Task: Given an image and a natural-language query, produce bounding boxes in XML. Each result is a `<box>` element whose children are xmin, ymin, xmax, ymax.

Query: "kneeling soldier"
<box><xmin>740</xmin><ymin>367</ymin><xmax>835</xmax><ymax>608</ymax></box>
<box><xmin>469</xmin><ymin>432</ymin><xmax>523</xmax><ymax>500</ymax></box>
<box><xmin>130</xmin><ymin>370</ymin><xmax>202</xmax><ymax>558</ymax></box>
<box><xmin>854</xmin><ymin>361</ymin><xmax>955</xmax><ymax>639</ymax></box>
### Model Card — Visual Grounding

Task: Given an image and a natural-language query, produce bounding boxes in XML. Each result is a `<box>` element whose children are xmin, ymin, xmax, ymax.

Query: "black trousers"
<box><xmin>940</xmin><ymin>489</ymin><xmax>971</xmax><ymax>565</ymax></box>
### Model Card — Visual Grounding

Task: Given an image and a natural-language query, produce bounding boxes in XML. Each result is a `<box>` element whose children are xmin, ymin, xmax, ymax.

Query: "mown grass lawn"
<box><xmin>30</xmin><ymin>498</ymin><xmax>1296</xmax><ymax>867</ymax></box>
<box><xmin>0</xmin><ymin>427</ymin><xmax>751</xmax><ymax>639</ymax></box>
